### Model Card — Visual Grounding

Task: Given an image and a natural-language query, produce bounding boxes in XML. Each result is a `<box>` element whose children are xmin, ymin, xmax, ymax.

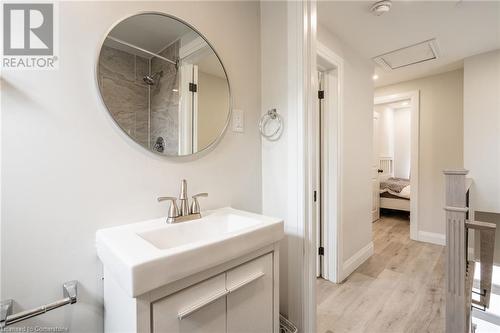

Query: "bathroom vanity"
<box><xmin>94</xmin><ymin>12</ymin><xmax>283</xmax><ymax>333</ymax></box>
<box><xmin>96</xmin><ymin>208</ymin><xmax>284</xmax><ymax>333</ymax></box>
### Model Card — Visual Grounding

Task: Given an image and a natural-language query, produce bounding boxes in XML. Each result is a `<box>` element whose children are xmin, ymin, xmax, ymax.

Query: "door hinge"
<box><xmin>318</xmin><ymin>90</ymin><xmax>324</xmax><ymax>100</ymax></box>
<box><xmin>313</xmin><ymin>190</ymin><xmax>317</xmax><ymax>202</ymax></box>
<box><xmin>318</xmin><ymin>247</ymin><xmax>325</xmax><ymax>256</ymax></box>
<box><xmin>189</xmin><ymin>83</ymin><xmax>198</xmax><ymax>92</ymax></box>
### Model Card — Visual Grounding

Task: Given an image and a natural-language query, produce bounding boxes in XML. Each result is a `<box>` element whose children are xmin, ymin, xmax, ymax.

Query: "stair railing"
<box><xmin>444</xmin><ymin>169</ymin><xmax>496</xmax><ymax>333</ymax></box>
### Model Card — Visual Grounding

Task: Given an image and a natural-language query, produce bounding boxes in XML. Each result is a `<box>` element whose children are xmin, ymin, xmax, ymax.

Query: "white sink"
<box><xmin>96</xmin><ymin>207</ymin><xmax>284</xmax><ymax>297</ymax></box>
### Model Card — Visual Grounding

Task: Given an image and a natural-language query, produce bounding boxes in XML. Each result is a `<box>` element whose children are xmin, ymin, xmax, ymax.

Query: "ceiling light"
<box><xmin>372</xmin><ymin>74</ymin><xmax>379</xmax><ymax>80</ymax></box>
<box><xmin>370</xmin><ymin>0</ymin><xmax>392</xmax><ymax>16</ymax></box>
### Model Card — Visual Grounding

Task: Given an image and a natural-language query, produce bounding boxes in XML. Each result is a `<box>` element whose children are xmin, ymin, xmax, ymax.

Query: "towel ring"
<box><xmin>259</xmin><ymin>109</ymin><xmax>283</xmax><ymax>141</ymax></box>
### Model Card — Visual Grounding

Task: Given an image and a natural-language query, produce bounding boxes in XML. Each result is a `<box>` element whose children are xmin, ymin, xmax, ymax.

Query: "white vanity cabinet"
<box><xmin>103</xmin><ymin>246</ymin><xmax>279</xmax><ymax>333</ymax></box>
<box><xmin>152</xmin><ymin>273</ymin><xmax>227</xmax><ymax>333</ymax></box>
<box><xmin>226</xmin><ymin>254</ymin><xmax>273</xmax><ymax>333</ymax></box>
<box><xmin>97</xmin><ymin>208</ymin><xmax>284</xmax><ymax>333</ymax></box>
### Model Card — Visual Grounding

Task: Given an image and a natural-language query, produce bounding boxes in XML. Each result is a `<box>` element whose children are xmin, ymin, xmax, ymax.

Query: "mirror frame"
<box><xmin>95</xmin><ymin>11</ymin><xmax>233</xmax><ymax>158</ymax></box>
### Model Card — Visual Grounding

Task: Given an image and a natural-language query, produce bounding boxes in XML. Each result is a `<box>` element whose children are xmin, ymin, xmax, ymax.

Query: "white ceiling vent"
<box><xmin>373</xmin><ymin>39</ymin><xmax>439</xmax><ymax>70</ymax></box>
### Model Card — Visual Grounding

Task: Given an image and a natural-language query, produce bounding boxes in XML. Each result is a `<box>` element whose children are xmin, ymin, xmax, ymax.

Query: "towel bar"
<box><xmin>0</xmin><ymin>280</ymin><xmax>77</xmax><ymax>328</ymax></box>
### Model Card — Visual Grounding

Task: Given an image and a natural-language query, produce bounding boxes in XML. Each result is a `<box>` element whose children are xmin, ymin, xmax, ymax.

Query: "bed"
<box><xmin>378</xmin><ymin>157</ymin><xmax>410</xmax><ymax>212</ymax></box>
<box><xmin>380</xmin><ymin>178</ymin><xmax>410</xmax><ymax>212</ymax></box>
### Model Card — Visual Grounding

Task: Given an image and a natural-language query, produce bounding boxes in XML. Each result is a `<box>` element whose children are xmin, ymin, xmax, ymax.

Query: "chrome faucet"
<box><xmin>157</xmin><ymin>179</ymin><xmax>208</xmax><ymax>223</ymax></box>
<box><xmin>178</xmin><ymin>179</ymin><xmax>189</xmax><ymax>216</ymax></box>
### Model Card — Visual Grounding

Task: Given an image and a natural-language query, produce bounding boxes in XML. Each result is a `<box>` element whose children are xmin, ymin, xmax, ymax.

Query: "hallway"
<box><xmin>317</xmin><ymin>214</ymin><xmax>445</xmax><ymax>333</ymax></box>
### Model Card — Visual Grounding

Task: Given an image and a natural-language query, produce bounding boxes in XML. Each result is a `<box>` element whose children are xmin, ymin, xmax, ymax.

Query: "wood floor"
<box><xmin>317</xmin><ymin>212</ymin><xmax>445</xmax><ymax>333</ymax></box>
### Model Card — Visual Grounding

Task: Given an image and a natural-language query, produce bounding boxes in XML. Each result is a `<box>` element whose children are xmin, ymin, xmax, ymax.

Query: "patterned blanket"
<box><xmin>380</xmin><ymin>177</ymin><xmax>410</xmax><ymax>193</ymax></box>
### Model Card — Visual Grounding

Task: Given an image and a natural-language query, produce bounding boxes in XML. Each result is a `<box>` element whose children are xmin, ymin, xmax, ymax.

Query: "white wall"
<box><xmin>197</xmin><ymin>71</ymin><xmax>229</xmax><ymax>148</ymax></box>
<box><xmin>317</xmin><ymin>26</ymin><xmax>374</xmax><ymax>265</ymax></box>
<box><xmin>464</xmin><ymin>50</ymin><xmax>500</xmax><ymax>213</ymax></box>
<box><xmin>260</xmin><ymin>1</ymin><xmax>307</xmax><ymax>329</ymax></box>
<box><xmin>376</xmin><ymin>69</ymin><xmax>464</xmax><ymax>237</ymax></box>
<box><xmin>376</xmin><ymin>105</ymin><xmax>394</xmax><ymax>159</ymax></box>
<box><xmin>393</xmin><ymin>108</ymin><xmax>411</xmax><ymax>179</ymax></box>
<box><xmin>375</xmin><ymin>105</ymin><xmax>411</xmax><ymax>179</ymax></box>
<box><xmin>1</xmin><ymin>2</ymin><xmax>261</xmax><ymax>332</ymax></box>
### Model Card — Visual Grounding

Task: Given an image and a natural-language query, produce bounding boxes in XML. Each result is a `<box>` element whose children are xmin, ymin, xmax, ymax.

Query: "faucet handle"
<box><xmin>157</xmin><ymin>197</ymin><xmax>179</xmax><ymax>220</ymax></box>
<box><xmin>190</xmin><ymin>193</ymin><xmax>208</xmax><ymax>214</ymax></box>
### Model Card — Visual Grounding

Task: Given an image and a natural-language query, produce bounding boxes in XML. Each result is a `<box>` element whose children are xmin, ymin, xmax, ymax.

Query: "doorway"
<box><xmin>372</xmin><ymin>111</ymin><xmax>381</xmax><ymax>221</ymax></box>
<box><xmin>315</xmin><ymin>43</ymin><xmax>343</xmax><ymax>283</ymax></box>
<box><xmin>373</xmin><ymin>91</ymin><xmax>420</xmax><ymax>240</ymax></box>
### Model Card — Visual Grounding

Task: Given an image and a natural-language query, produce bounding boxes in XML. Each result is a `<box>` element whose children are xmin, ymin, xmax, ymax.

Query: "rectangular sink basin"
<box><xmin>96</xmin><ymin>207</ymin><xmax>284</xmax><ymax>297</ymax></box>
<box><xmin>138</xmin><ymin>213</ymin><xmax>264</xmax><ymax>250</ymax></box>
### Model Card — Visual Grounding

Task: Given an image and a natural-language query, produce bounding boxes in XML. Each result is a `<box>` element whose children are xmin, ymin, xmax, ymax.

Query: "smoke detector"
<box><xmin>370</xmin><ymin>0</ymin><xmax>392</xmax><ymax>16</ymax></box>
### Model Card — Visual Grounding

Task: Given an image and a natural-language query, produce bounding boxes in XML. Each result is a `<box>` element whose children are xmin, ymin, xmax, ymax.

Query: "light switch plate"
<box><xmin>232</xmin><ymin>109</ymin><xmax>244</xmax><ymax>133</ymax></box>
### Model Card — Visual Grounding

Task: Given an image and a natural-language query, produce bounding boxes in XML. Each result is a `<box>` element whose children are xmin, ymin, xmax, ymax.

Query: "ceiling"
<box><xmin>318</xmin><ymin>1</ymin><xmax>500</xmax><ymax>87</ymax></box>
<box><xmin>184</xmin><ymin>46</ymin><xmax>226</xmax><ymax>79</ymax></box>
<box><xmin>109</xmin><ymin>14</ymin><xmax>191</xmax><ymax>54</ymax></box>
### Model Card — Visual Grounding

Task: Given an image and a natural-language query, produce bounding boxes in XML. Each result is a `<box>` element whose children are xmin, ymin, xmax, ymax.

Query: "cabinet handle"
<box><xmin>177</xmin><ymin>272</ymin><xmax>265</xmax><ymax>320</ymax></box>
<box><xmin>227</xmin><ymin>272</ymin><xmax>265</xmax><ymax>293</ymax></box>
<box><xmin>177</xmin><ymin>289</ymin><xmax>229</xmax><ymax>320</ymax></box>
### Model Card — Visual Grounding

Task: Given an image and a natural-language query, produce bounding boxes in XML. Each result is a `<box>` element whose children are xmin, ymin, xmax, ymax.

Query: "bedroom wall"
<box><xmin>375</xmin><ymin>69</ymin><xmax>464</xmax><ymax>241</ymax></box>
<box><xmin>375</xmin><ymin>105</ymin><xmax>410</xmax><ymax>179</ymax></box>
<box><xmin>393</xmin><ymin>107</ymin><xmax>411</xmax><ymax>179</ymax></box>
<box><xmin>463</xmin><ymin>49</ymin><xmax>500</xmax><ymax>214</ymax></box>
<box><xmin>2</xmin><ymin>1</ymin><xmax>261</xmax><ymax>331</ymax></box>
<box><xmin>376</xmin><ymin>105</ymin><xmax>394</xmax><ymax>159</ymax></box>
<box><xmin>318</xmin><ymin>25</ymin><xmax>374</xmax><ymax>268</ymax></box>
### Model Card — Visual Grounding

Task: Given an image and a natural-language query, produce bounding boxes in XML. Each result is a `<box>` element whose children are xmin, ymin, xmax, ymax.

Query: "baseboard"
<box><xmin>418</xmin><ymin>231</ymin><xmax>446</xmax><ymax>246</ymax></box>
<box><xmin>342</xmin><ymin>242</ymin><xmax>374</xmax><ymax>279</ymax></box>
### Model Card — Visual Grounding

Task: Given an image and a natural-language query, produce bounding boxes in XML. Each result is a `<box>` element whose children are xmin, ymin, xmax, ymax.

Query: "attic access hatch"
<box><xmin>373</xmin><ymin>39</ymin><xmax>439</xmax><ymax>70</ymax></box>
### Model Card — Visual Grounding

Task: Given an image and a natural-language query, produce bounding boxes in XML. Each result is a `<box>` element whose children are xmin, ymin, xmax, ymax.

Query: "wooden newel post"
<box><xmin>444</xmin><ymin>169</ymin><xmax>470</xmax><ymax>333</ymax></box>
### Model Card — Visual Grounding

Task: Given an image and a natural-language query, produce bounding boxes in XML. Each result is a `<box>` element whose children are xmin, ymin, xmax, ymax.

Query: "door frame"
<box><xmin>372</xmin><ymin>111</ymin><xmax>381</xmax><ymax>221</ymax></box>
<box><xmin>316</xmin><ymin>42</ymin><xmax>344</xmax><ymax>283</ymax></box>
<box><xmin>374</xmin><ymin>91</ymin><xmax>420</xmax><ymax>241</ymax></box>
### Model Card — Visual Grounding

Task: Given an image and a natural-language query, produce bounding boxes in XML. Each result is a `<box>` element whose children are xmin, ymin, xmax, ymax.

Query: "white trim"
<box><xmin>178</xmin><ymin>64</ymin><xmax>194</xmax><ymax>155</ymax></box>
<box><xmin>192</xmin><ymin>65</ymin><xmax>198</xmax><ymax>153</ymax></box>
<box><xmin>342</xmin><ymin>242</ymin><xmax>374</xmax><ymax>279</ymax></box>
<box><xmin>179</xmin><ymin>35</ymin><xmax>207</xmax><ymax>60</ymax></box>
<box><xmin>316</xmin><ymin>41</ymin><xmax>344</xmax><ymax>284</ymax></box>
<box><xmin>317</xmin><ymin>42</ymin><xmax>344</xmax><ymax>69</ymax></box>
<box><xmin>374</xmin><ymin>90</ymin><xmax>420</xmax><ymax>241</ymax></box>
<box><xmin>302</xmin><ymin>1</ymin><xmax>317</xmax><ymax>333</ymax></box>
<box><xmin>418</xmin><ymin>231</ymin><xmax>446</xmax><ymax>246</ymax></box>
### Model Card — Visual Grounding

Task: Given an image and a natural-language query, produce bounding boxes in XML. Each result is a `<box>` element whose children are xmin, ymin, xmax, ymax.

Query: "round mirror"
<box><xmin>97</xmin><ymin>13</ymin><xmax>231</xmax><ymax>156</ymax></box>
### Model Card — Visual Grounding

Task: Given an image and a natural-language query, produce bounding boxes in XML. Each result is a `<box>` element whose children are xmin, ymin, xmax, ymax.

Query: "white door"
<box><xmin>152</xmin><ymin>273</ymin><xmax>227</xmax><ymax>333</ymax></box>
<box><xmin>226</xmin><ymin>254</ymin><xmax>274</xmax><ymax>333</ymax></box>
<box><xmin>372</xmin><ymin>112</ymin><xmax>380</xmax><ymax>221</ymax></box>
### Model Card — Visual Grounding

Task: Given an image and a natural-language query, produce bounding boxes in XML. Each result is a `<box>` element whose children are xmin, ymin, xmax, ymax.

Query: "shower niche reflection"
<box><xmin>97</xmin><ymin>13</ymin><xmax>231</xmax><ymax>157</ymax></box>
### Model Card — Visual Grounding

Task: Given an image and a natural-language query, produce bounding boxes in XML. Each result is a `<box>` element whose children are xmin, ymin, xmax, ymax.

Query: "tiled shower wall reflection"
<box><xmin>151</xmin><ymin>41</ymin><xmax>180</xmax><ymax>155</ymax></box>
<box><xmin>99</xmin><ymin>43</ymin><xmax>180</xmax><ymax>154</ymax></box>
<box><xmin>99</xmin><ymin>46</ymin><xmax>150</xmax><ymax>147</ymax></box>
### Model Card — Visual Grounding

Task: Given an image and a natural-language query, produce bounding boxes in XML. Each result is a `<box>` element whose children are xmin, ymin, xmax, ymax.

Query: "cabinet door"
<box><xmin>226</xmin><ymin>253</ymin><xmax>273</xmax><ymax>333</ymax></box>
<box><xmin>152</xmin><ymin>273</ymin><xmax>226</xmax><ymax>333</ymax></box>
